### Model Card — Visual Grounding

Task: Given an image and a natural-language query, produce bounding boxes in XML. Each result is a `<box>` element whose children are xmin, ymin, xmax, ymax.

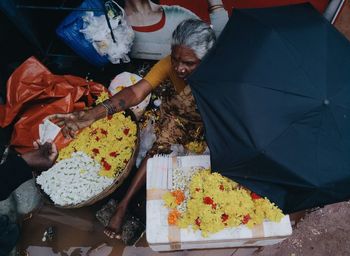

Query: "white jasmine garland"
<box><xmin>172</xmin><ymin>166</ymin><xmax>205</xmax><ymax>212</ymax></box>
<box><xmin>36</xmin><ymin>151</ymin><xmax>114</xmax><ymax>206</ymax></box>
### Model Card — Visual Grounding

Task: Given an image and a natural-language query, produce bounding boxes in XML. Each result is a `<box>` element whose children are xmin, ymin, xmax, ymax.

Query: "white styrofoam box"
<box><xmin>146</xmin><ymin>155</ymin><xmax>292</xmax><ymax>251</ymax></box>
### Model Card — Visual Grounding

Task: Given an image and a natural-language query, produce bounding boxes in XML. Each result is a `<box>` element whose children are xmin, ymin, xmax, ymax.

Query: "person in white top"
<box><xmin>122</xmin><ymin>0</ymin><xmax>229</xmax><ymax>60</ymax></box>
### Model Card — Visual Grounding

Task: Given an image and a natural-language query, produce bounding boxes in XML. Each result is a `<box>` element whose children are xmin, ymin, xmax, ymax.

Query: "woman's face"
<box><xmin>171</xmin><ymin>45</ymin><xmax>200</xmax><ymax>79</ymax></box>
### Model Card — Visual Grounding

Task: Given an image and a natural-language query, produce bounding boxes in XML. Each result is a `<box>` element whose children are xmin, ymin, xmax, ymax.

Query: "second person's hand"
<box><xmin>21</xmin><ymin>141</ymin><xmax>58</xmax><ymax>172</ymax></box>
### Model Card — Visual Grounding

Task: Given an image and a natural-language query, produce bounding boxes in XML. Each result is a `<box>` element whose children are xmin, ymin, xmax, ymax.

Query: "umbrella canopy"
<box><xmin>188</xmin><ymin>3</ymin><xmax>350</xmax><ymax>213</ymax></box>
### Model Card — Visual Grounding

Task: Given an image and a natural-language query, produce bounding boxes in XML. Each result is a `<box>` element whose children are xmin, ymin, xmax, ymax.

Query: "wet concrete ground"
<box><xmin>16</xmin><ymin>201</ymin><xmax>350</xmax><ymax>256</ymax></box>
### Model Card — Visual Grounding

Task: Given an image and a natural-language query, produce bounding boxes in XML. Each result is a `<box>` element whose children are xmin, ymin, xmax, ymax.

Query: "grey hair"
<box><xmin>171</xmin><ymin>19</ymin><xmax>216</xmax><ymax>60</ymax></box>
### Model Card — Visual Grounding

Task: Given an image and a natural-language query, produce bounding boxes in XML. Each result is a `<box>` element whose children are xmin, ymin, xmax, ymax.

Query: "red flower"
<box><xmin>221</xmin><ymin>213</ymin><xmax>229</xmax><ymax>222</ymax></box>
<box><xmin>102</xmin><ymin>160</ymin><xmax>111</xmax><ymax>170</ymax></box>
<box><xmin>219</xmin><ymin>184</ymin><xmax>225</xmax><ymax>191</ymax></box>
<box><xmin>101</xmin><ymin>129</ymin><xmax>108</xmax><ymax>136</ymax></box>
<box><xmin>109</xmin><ymin>151</ymin><xmax>119</xmax><ymax>157</ymax></box>
<box><xmin>92</xmin><ymin>148</ymin><xmax>99</xmax><ymax>155</ymax></box>
<box><xmin>195</xmin><ymin>217</ymin><xmax>201</xmax><ymax>226</ymax></box>
<box><xmin>195</xmin><ymin>188</ymin><xmax>201</xmax><ymax>192</ymax></box>
<box><xmin>212</xmin><ymin>203</ymin><xmax>217</xmax><ymax>210</ymax></box>
<box><xmin>95</xmin><ymin>136</ymin><xmax>100</xmax><ymax>141</ymax></box>
<box><xmin>123</xmin><ymin>128</ymin><xmax>130</xmax><ymax>135</ymax></box>
<box><xmin>242</xmin><ymin>214</ymin><xmax>251</xmax><ymax>224</ymax></box>
<box><xmin>203</xmin><ymin>196</ymin><xmax>214</xmax><ymax>205</ymax></box>
<box><xmin>251</xmin><ymin>192</ymin><xmax>262</xmax><ymax>200</ymax></box>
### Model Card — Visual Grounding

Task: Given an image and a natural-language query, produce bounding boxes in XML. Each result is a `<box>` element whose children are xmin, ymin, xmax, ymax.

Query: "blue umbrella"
<box><xmin>188</xmin><ymin>4</ymin><xmax>350</xmax><ymax>213</ymax></box>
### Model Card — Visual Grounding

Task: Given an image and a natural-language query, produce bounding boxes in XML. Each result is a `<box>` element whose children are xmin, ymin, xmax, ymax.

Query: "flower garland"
<box><xmin>184</xmin><ymin>141</ymin><xmax>206</xmax><ymax>154</ymax></box>
<box><xmin>37</xmin><ymin>151</ymin><xmax>114</xmax><ymax>206</ymax></box>
<box><xmin>163</xmin><ymin>169</ymin><xmax>284</xmax><ymax>237</ymax></box>
<box><xmin>58</xmin><ymin>92</ymin><xmax>137</xmax><ymax>178</ymax></box>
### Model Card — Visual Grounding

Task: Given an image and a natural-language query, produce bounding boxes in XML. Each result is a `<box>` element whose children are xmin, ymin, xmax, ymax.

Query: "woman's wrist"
<box><xmin>91</xmin><ymin>104</ymin><xmax>108</xmax><ymax>120</ymax></box>
<box><xmin>100</xmin><ymin>99</ymin><xmax>118</xmax><ymax>116</ymax></box>
<box><xmin>208</xmin><ymin>4</ymin><xmax>224</xmax><ymax>12</ymax></box>
<box><xmin>207</xmin><ymin>0</ymin><xmax>224</xmax><ymax>12</ymax></box>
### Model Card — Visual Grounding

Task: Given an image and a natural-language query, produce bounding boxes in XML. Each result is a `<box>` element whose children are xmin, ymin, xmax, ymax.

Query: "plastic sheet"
<box><xmin>80</xmin><ymin>11</ymin><xmax>134</xmax><ymax>64</ymax></box>
<box><xmin>136</xmin><ymin>120</ymin><xmax>156</xmax><ymax>167</ymax></box>
<box><xmin>56</xmin><ymin>0</ymin><xmax>110</xmax><ymax>67</ymax></box>
<box><xmin>0</xmin><ymin>56</ymin><xmax>106</xmax><ymax>154</ymax></box>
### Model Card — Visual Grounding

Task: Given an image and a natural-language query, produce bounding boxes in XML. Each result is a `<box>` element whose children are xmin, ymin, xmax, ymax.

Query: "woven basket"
<box><xmin>36</xmin><ymin>109</ymin><xmax>140</xmax><ymax>208</ymax></box>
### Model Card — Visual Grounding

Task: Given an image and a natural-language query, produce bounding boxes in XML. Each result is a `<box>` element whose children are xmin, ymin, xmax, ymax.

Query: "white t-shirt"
<box><xmin>130</xmin><ymin>5</ymin><xmax>228</xmax><ymax>60</ymax></box>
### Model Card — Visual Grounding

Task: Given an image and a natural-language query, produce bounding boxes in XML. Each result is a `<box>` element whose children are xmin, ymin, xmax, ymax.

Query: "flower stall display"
<box><xmin>146</xmin><ymin>155</ymin><xmax>292</xmax><ymax>251</ymax></box>
<box><xmin>36</xmin><ymin>152</ymin><xmax>113</xmax><ymax>205</ymax></box>
<box><xmin>36</xmin><ymin>92</ymin><xmax>137</xmax><ymax>206</ymax></box>
<box><xmin>163</xmin><ymin>169</ymin><xmax>284</xmax><ymax>237</ymax></box>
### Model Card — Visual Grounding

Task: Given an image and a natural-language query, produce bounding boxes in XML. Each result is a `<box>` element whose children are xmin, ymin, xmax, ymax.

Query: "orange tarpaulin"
<box><xmin>0</xmin><ymin>56</ymin><xmax>106</xmax><ymax>153</ymax></box>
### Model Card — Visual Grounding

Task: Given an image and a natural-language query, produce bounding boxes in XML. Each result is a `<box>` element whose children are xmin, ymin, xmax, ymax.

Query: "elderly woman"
<box><xmin>50</xmin><ymin>19</ymin><xmax>216</xmax><ymax>238</ymax></box>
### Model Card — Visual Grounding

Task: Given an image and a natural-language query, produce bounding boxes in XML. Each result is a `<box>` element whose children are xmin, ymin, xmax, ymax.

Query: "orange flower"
<box><xmin>171</xmin><ymin>190</ymin><xmax>185</xmax><ymax>205</ymax></box>
<box><xmin>168</xmin><ymin>209</ymin><xmax>181</xmax><ymax>225</ymax></box>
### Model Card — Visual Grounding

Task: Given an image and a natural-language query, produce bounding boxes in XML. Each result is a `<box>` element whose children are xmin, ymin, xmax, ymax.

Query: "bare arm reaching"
<box><xmin>47</xmin><ymin>79</ymin><xmax>153</xmax><ymax>138</ymax></box>
<box><xmin>207</xmin><ymin>0</ymin><xmax>229</xmax><ymax>38</ymax></box>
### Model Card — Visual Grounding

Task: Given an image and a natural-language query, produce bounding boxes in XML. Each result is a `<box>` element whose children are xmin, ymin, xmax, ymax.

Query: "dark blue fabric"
<box><xmin>0</xmin><ymin>215</ymin><xmax>19</xmax><ymax>256</ymax></box>
<box><xmin>0</xmin><ymin>153</ymin><xmax>33</xmax><ymax>201</ymax></box>
<box><xmin>188</xmin><ymin>4</ymin><xmax>350</xmax><ymax>213</ymax></box>
<box><xmin>56</xmin><ymin>0</ymin><xmax>109</xmax><ymax>67</ymax></box>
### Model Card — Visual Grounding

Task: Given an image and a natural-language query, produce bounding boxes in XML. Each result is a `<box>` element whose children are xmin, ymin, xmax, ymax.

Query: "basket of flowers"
<box><xmin>36</xmin><ymin>92</ymin><xmax>139</xmax><ymax>208</ymax></box>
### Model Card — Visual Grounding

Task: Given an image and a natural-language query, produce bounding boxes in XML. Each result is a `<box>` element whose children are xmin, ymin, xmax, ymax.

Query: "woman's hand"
<box><xmin>46</xmin><ymin>109</ymin><xmax>97</xmax><ymax>138</ymax></box>
<box><xmin>21</xmin><ymin>141</ymin><xmax>58</xmax><ymax>172</ymax></box>
<box><xmin>46</xmin><ymin>79</ymin><xmax>153</xmax><ymax>138</ymax></box>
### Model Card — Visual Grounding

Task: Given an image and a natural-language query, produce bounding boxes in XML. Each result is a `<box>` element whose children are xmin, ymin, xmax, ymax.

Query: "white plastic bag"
<box><xmin>169</xmin><ymin>144</ymin><xmax>210</xmax><ymax>156</ymax></box>
<box><xmin>80</xmin><ymin>2</ymin><xmax>134</xmax><ymax>64</ymax></box>
<box><xmin>109</xmin><ymin>72</ymin><xmax>151</xmax><ymax>120</ymax></box>
<box><xmin>136</xmin><ymin>119</ymin><xmax>156</xmax><ymax>167</ymax></box>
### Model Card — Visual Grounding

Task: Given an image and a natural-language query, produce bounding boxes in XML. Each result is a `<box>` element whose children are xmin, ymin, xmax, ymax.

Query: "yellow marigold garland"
<box><xmin>163</xmin><ymin>169</ymin><xmax>284</xmax><ymax>237</ymax></box>
<box><xmin>184</xmin><ymin>141</ymin><xmax>206</xmax><ymax>154</ymax></box>
<box><xmin>58</xmin><ymin>92</ymin><xmax>137</xmax><ymax>178</ymax></box>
